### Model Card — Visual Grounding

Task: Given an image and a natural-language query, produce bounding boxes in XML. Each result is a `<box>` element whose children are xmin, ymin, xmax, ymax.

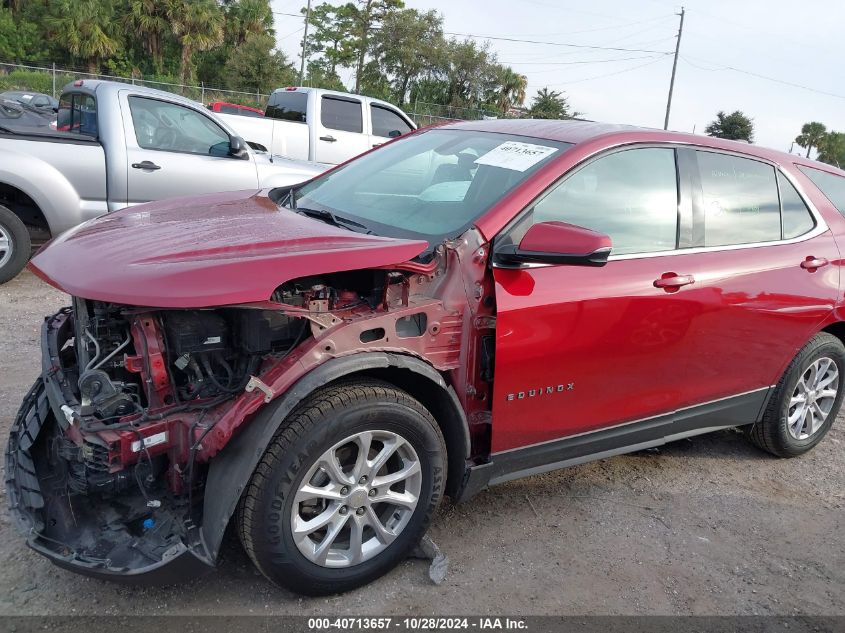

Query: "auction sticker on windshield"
<box><xmin>475</xmin><ymin>141</ymin><xmax>559</xmax><ymax>172</ymax></box>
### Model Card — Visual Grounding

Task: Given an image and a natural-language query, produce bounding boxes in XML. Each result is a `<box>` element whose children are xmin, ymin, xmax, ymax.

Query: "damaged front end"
<box><xmin>6</xmin><ymin>237</ymin><xmax>493</xmax><ymax>582</ymax></box>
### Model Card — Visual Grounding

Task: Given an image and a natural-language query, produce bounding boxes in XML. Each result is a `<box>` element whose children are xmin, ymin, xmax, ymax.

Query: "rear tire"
<box><xmin>748</xmin><ymin>332</ymin><xmax>844</xmax><ymax>457</ymax></box>
<box><xmin>0</xmin><ymin>204</ymin><xmax>30</xmax><ymax>284</ymax></box>
<box><xmin>237</xmin><ymin>379</ymin><xmax>447</xmax><ymax>596</ymax></box>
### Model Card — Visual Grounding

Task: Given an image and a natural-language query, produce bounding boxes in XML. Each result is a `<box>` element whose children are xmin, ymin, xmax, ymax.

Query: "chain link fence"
<box><xmin>0</xmin><ymin>60</ymin><xmax>504</xmax><ymax>125</ymax></box>
<box><xmin>0</xmin><ymin>60</ymin><xmax>271</xmax><ymax>108</ymax></box>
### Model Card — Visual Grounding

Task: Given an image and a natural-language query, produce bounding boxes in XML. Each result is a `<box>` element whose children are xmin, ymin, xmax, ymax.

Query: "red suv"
<box><xmin>8</xmin><ymin>120</ymin><xmax>845</xmax><ymax>595</ymax></box>
<box><xmin>206</xmin><ymin>101</ymin><xmax>265</xmax><ymax>117</ymax></box>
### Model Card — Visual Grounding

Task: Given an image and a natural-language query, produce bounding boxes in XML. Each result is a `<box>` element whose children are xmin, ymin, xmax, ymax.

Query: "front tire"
<box><xmin>0</xmin><ymin>205</ymin><xmax>31</xmax><ymax>285</ymax></box>
<box><xmin>748</xmin><ymin>332</ymin><xmax>844</xmax><ymax>457</ymax></box>
<box><xmin>237</xmin><ymin>379</ymin><xmax>447</xmax><ymax>595</ymax></box>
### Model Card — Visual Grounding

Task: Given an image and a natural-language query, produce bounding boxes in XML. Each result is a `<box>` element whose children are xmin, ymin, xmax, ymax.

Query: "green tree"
<box><xmin>704</xmin><ymin>110</ymin><xmax>754</xmax><ymax>142</ymax></box>
<box><xmin>369</xmin><ymin>8</ymin><xmax>444</xmax><ymax>106</ymax></box>
<box><xmin>346</xmin><ymin>0</ymin><xmax>404</xmax><ymax>94</ymax></box>
<box><xmin>223</xmin><ymin>0</ymin><xmax>274</xmax><ymax>47</ymax></box>
<box><xmin>528</xmin><ymin>87</ymin><xmax>574</xmax><ymax>120</ymax></box>
<box><xmin>123</xmin><ymin>0</ymin><xmax>170</xmax><ymax>73</ymax></box>
<box><xmin>302</xmin><ymin>2</ymin><xmax>357</xmax><ymax>79</ymax></box>
<box><xmin>816</xmin><ymin>131</ymin><xmax>845</xmax><ymax>167</ymax></box>
<box><xmin>167</xmin><ymin>0</ymin><xmax>224</xmax><ymax>85</ymax></box>
<box><xmin>304</xmin><ymin>59</ymin><xmax>347</xmax><ymax>91</ymax></box>
<box><xmin>795</xmin><ymin>121</ymin><xmax>828</xmax><ymax>158</ymax></box>
<box><xmin>0</xmin><ymin>7</ymin><xmax>41</xmax><ymax>61</ymax></box>
<box><xmin>223</xmin><ymin>32</ymin><xmax>295</xmax><ymax>93</ymax></box>
<box><xmin>45</xmin><ymin>0</ymin><xmax>121</xmax><ymax>73</ymax></box>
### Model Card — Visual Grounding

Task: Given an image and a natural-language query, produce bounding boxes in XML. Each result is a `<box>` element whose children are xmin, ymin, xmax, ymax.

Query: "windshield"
<box><xmin>290</xmin><ymin>129</ymin><xmax>572</xmax><ymax>244</ymax></box>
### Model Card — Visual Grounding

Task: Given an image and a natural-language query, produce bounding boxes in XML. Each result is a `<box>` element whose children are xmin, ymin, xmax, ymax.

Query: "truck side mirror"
<box><xmin>388</xmin><ymin>130</ymin><xmax>403</xmax><ymax>138</ymax></box>
<box><xmin>495</xmin><ymin>221</ymin><xmax>612</xmax><ymax>267</ymax></box>
<box><xmin>229</xmin><ymin>135</ymin><xmax>249</xmax><ymax>159</ymax></box>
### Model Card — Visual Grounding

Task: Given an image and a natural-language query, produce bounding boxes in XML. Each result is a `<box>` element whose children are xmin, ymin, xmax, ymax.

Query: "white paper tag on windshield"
<box><xmin>475</xmin><ymin>141</ymin><xmax>558</xmax><ymax>172</ymax></box>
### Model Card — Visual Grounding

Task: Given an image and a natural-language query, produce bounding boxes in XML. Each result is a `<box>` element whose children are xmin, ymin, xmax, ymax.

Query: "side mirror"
<box><xmin>495</xmin><ymin>221</ymin><xmax>612</xmax><ymax>267</ymax></box>
<box><xmin>229</xmin><ymin>135</ymin><xmax>249</xmax><ymax>159</ymax></box>
<box><xmin>388</xmin><ymin>130</ymin><xmax>403</xmax><ymax>138</ymax></box>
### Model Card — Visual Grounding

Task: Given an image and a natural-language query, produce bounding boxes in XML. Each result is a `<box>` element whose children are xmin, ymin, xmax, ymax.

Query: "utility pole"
<box><xmin>663</xmin><ymin>6</ymin><xmax>685</xmax><ymax>130</ymax></box>
<box><xmin>299</xmin><ymin>0</ymin><xmax>312</xmax><ymax>85</ymax></box>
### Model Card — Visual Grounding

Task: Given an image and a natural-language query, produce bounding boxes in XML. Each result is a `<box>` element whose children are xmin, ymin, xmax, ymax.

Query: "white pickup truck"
<box><xmin>0</xmin><ymin>80</ymin><xmax>326</xmax><ymax>283</ymax></box>
<box><xmin>217</xmin><ymin>87</ymin><xmax>417</xmax><ymax>165</ymax></box>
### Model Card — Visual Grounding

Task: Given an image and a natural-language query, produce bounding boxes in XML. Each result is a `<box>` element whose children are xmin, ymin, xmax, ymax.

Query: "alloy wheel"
<box><xmin>291</xmin><ymin>429</ymin><xmax>422</xmax><ymax>568</ymax></box>
<box><xmin>788</xmin><ymin>356</ymin><xmax>839</xmax><ymax>440</ymax></box>
<box><xmin>0</xmin><ymin>224</ymin><xmax>12</xmax><ymax>269</ymax></box>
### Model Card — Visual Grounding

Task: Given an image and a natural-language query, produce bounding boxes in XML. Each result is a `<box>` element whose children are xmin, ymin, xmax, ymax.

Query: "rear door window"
<box><xmin>695</xmin><ymin>151</ymin><xmax>780</xmax><ymax>246</ymax></box>
<box><xmin>799</xmin><ymin>165</ymin><xmax>845</xmax><ymax>215</ymax></box>
<box><xmin>371</xmin><ymin>105</ymin><xmax>413</xmax><ymax>138</ymax></box>
<box><xmin>321</xmin><ymin>96</ymin><xmax>363</xmax><ymax>133</ymax></box>
<box><xmin>266</xmin><ymin>91</ymin><xmax>307</xmax><ymax>122</ymax></box>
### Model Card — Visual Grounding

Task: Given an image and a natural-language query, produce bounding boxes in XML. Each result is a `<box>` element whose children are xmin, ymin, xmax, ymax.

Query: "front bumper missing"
<box><xmin>4</xmin><ymin>314</ymin><xmax>215</xmax><ymax>585</ymax></box>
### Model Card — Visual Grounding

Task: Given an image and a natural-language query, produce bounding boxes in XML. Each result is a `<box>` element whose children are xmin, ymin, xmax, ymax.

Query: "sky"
<box><xmin>269</xmin><ymin>0</ymin><xmax>845</xmax><ymax>153</ymax></box>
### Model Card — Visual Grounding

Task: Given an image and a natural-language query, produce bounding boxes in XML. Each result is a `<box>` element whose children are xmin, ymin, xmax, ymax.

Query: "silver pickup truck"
<box><xmin>0</xmin><ymin>80</ymin><xmax>326</xmax><ymax>283</ymax></box>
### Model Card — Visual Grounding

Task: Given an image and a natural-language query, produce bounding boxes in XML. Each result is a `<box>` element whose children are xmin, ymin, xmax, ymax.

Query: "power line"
<box><xmin>441</xmin><ymin>31</ymin><xmax>671</xmax><ymax>54</ymax></box>
<box><xmin>681</xmin><ymin>56</ymin><xmax>845</xmax><ymax>101</ymax></box>
<box><xmin>544</xmin><ymin>54</ymin><xmax>671</xmax><ymax>86</ymax></box>
<box><xmin>503</xmin><ymin>54</ymin><xmax>663</xmax><ymax>66</ymax></box>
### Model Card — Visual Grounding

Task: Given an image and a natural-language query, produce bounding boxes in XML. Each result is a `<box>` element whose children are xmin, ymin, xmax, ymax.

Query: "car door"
<box><xmin>670</xmin><ymin>150</ymin><xmax>839</xmax><ymax>408</ymax></box>
<box><xmin>314</xmin><ymin>95</ymin><xmax>369</xmax><ymax>164</ymax></box>
<box><xmin>491</xmin><ymin>146</ymin><xmax>700</xmax><ymax>452</ymax></box>
<box><xmin>369</xmin><ymin>103</ymin><xmax>414</xmax><ymax>149</ymax></box>
<box><xmin>122</xmin><ymin>94</ymin><xmax>259</xmax><ymax>205</ymax></box>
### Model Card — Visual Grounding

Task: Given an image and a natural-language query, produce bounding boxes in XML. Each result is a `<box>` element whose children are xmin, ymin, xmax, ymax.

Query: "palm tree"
<box><xmin>167</xmin><ymin>0</ymin><xmax>224</xmax><ymax>85</ymax></box>
<box><xmin>224</xmin><ymin>0</ymin><xmax>274</xmax><ymax>47</ymax></box>
<box><xmin>45</xmin><ymin>0</ymin><xmax>119</xmax><ymax>74</ymax></box>
<box><xmin>123</xmin><ymin>0</ymin><xmax>169</xmax><ymax>73</ymax></box>
<box><xmin>795</xmin><ymin>122</ymin><xmax>828</xmax><ymax>158</ymax></box>
<box><xmin>495</xmin><ymin>67</ymin><xmax>527</xmax><ymax>114</ymax></box>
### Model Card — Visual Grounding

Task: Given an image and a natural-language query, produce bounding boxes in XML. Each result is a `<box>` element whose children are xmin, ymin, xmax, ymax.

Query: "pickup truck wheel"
<box><xmin>747</xmin><ymin>332</ymin><xmax>845</xmax><ymax>457</ymax></box>
<box><xmin>237</xmin><ymin>379</ymin><xmax>447</xmax><ymax>595</ymax></box>
<box><xmin>0</xmin><ymin>205</ymin><xmax>31</xmax><ymax>284</ymax></box>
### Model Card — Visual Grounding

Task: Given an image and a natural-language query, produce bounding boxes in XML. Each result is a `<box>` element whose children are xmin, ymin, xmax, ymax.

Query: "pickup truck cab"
<box><xmin>10</xmin><ymin>120</ymin><xmax>845</xmax><ymax>597</ymax></box>
<box><xmin>0</xmin><ymin>80</ymin><xmax>326</xmax><ymax>283</ymax></box>
<box><xmin>217</xmin><ymin>87</ymin><xmax>416</xmax><ymax>165</ymax></box>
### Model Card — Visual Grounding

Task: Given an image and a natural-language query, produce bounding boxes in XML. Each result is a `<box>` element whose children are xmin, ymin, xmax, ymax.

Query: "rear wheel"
<box><xmin>748</xmin><ymin>332</ymin><xmax>844</xmax><ymax>457</ymax></box>
<box><xmin>237</xmin><ymin>379</ymin><xmax>447</xmax><ymax>595</ymax></box>
<box><xmin>0</xmin><ymin>204</ymin><xmax>30</xmax><ymax>284</ymax></box>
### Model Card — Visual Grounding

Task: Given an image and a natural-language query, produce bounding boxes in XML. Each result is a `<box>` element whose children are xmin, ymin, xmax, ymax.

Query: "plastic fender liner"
<box><xmin>199</xmin><ymin>352</ymin><xmax>470</xmax><ymax>561</ymax></box>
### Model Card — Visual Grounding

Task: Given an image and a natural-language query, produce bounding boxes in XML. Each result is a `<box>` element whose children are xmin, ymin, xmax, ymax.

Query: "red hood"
<box><xmin>30</xmin><ymin>190</ymin><xmax>428</xmax><ymax>308</ymax></box>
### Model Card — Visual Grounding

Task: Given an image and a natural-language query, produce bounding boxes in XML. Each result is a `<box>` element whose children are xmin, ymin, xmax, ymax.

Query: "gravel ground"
<box><xmin>0</xmin><ymin>269</ymin><xmax>843</xmax><ymax>616</ymax></box>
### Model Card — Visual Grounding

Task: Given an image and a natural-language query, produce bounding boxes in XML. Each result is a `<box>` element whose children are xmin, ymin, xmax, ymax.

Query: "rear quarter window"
<box><xmin>799</xmin><ymin>165</ymin><xmax>845</xmax><ymax>215</ymax></box>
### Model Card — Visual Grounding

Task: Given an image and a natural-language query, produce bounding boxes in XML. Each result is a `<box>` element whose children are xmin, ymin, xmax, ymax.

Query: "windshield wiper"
<box><xmin>295</xmin><ymin>207</ymin><xmax>373</xmax><ymax>234</ymax></box>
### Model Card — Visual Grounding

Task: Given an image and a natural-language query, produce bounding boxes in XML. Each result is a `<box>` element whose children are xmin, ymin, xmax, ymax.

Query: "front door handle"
<box><xmin>319</xmin><ymin>135</ymin><xmax>337</xmax><ymax>143</ymax></box>
<box><xmin>800</xmin><ymin>257</ymin><xmax>829</xmax><ymax>271</ymax></box>
<box><xmin>372</xmin><ymin>143</ymin><xmax>383</xmax><ymax>148</ymax></box>
<box><xmin>132</xmin><ymin>161</ymin><xmax>161</xmax><ymax>171</ymax></box>
<box><xmin>654</xmin><ymin>272</ymin><xmax>695</xmax><ymax>291</ymax></box>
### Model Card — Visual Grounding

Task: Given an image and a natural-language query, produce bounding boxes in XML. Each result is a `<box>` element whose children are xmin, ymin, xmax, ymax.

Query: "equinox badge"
<box><xmin>506</xmin><ymin>383</ymin><xmax>575</xmax><ymax>401</ymax></box>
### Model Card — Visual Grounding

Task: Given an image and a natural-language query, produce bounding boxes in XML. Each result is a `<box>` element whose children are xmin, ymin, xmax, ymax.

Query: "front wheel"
<box><xmin>0</xmin><ymin>205</ymin><xmax>31</xmax><ymax>285</ymax></box>
<box><xmin>237</xmin><ymin>379</ymin><xmax>447</xmax><ymax>595</ymax></box>
<box><xmin>748</xmin><ymin>332</ymin><xmax>844</xmax><ymax>457</ymax></box>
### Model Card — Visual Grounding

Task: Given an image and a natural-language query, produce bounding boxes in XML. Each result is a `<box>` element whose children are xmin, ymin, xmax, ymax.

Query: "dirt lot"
<box><xmin>0</xmin><ymin>269</ymin><xmax>843</xmax><ymax>616</ymax></box>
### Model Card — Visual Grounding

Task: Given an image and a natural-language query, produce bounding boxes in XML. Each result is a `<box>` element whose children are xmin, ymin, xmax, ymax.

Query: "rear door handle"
<box><xmin>131</xmin><ymin>161</ymin><xmax>161</xmax><ymax>171</ymax></box>
<box><xmin>800</xmin><ymin>257</ymin><xmax>829</xmax><ymax>271</ymax></box>
<box><xmin>654</xmin><ymin>272</ymin><xmax>695</xmax><ymax>291</ymax></box>
<box><xmin>319</xmin><ymin>135</ymin><xmax>337</xmax><ymax>143</ymax></box>
<box><xmin>372</xmin><ymin>143</ymin><xmax>383</xmax><ymax>148</ymax></box>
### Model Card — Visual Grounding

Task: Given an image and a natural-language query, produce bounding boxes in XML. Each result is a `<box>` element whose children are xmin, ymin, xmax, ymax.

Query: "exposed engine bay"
<box><xmin>8</xmin><ymin>269</ymin><xmax>439</xmax><ymax>577</ymax></box>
